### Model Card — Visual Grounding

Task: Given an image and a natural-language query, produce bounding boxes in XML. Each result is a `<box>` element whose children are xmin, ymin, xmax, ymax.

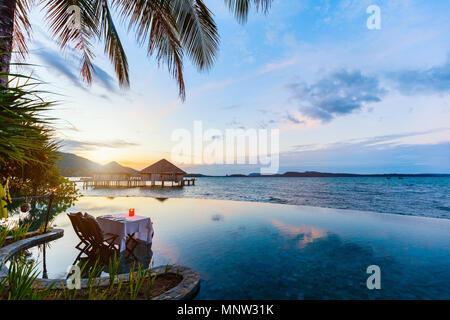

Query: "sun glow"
<box><xmin>85</xmin><ymin>148</ymin><xmax>119</xmax><ymax>165</ymax></box>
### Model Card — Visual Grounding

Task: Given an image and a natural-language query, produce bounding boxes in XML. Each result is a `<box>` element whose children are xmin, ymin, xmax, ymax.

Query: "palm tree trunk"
<box><xmin>0</xmin><ymin>0</ymin><xmax>17</xmax><ymax>87</ymax></box>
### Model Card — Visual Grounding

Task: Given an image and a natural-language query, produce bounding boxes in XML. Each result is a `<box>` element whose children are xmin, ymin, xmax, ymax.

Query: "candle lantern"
<box><xmin>129</xmin><ymin>208</ymin><xmax>135</xmax><ymax>216</ymax></box>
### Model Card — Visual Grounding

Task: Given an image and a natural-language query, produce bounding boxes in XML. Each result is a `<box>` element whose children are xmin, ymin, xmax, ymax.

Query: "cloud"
<box><xmin>283</xmin><ymin>129</ymin><xmax>450</xmax><ymax>173</ymax></box>
<box><xmin>34</xmin><ymin>45</ymin><xmax>117</xmax><ymax>93</ymax></box>
<box><xmin>61</xmin><ymin>139</ymin><xmax>140</xmax><ymax>152</ymax></box>
<box><xmin>178</xmin><ymin>139</ymin><xmax>450</xmax><ymax>175</ymax></box>
<box><xmin>288</xmin><ymin>70</ymin><xmax>387</xmax><ymax>122</ymax></box>
<box><xmin>93</xmin><ymin>64</ymin><xmax>116</xmax><ymax>92</ymax></box>
<box><xmin>291</xmin><ymin>128</ymin><xmax>450</xmax><ymax>152</ymax></box>
<box><xmin>285</xmin><ymin>112</ymin><xmax>305</xmax><ymax>125</ymax></box>
<box><xmin>389</xmin><ymin>56</ymin><xmax>450</xmax><ymax>94</ymax></box>
<box><xmin>35</xmin><ymin>48</ymin><xmax>84</xmax><ymax>89</ymax></box>
<box><xmin>257</xmin><ymin>57</ymin><xmax>298</xmax><ymax>74</ymax></box>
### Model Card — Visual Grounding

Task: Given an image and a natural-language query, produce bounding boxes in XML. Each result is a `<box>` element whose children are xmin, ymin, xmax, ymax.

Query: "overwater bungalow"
<box><xmin>140</xmin><ymin>159</ymin><xmax>194</xmax><ymax>187</ymax></box>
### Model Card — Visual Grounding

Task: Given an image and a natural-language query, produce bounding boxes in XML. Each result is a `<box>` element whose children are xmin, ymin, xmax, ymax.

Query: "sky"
<box><xmin>21</xmin><ymin>0</ymin><xmax>450</xmax><ymax>174</ymax></box>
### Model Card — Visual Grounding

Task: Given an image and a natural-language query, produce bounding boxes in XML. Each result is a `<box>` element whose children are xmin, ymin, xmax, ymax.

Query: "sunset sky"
<box><xmin>23</xmin><ymin>0</ymin><xmax>450</xmax><ymax>174</ymax></box>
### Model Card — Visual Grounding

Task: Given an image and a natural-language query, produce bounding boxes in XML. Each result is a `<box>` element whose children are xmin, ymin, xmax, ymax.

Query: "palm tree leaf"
<box><xmin>40</xmin><ymin>0</ymin><xmax>99</xmax><ymax>84</ymax></box>
<box><xmin>114</xmin><ymin>0</ymin><xmax>185</xmax><ymax>99</ymax></box>
<box><xmin>224</xmin><ymin>0</ymin><xmax>272</xmax><ymax>23</ymax></box>
<box><xmin>171</xmin><ymin>0</ymin><xmax>219</xmax><ymax>71</ymax></box>
<box><xmin>97</xmin><ymin>0</ymin><xmax>129</xmax><ymax>87</ymax></box>
<box><xmin>12</xmin><ymin>0</ymin><xmax>35</xmax><ymax>62</ymax></box>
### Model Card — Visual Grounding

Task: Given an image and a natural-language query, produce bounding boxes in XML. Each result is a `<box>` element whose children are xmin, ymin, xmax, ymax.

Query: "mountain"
<box><xmin>98</xmin><ymin>161</ymin><xmax>138</xmax><ymax>175</ymax></box>
<box><xmin>57</xmin><ymin>153</ymin><xmax>137</xmax><ymax>177</ymax></box>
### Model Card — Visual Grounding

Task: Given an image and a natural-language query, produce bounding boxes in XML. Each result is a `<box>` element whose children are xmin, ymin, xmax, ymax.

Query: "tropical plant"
<box><xmin>128</xmin><ymin>262</ymin><xmax>146</xmax><ymax>299</ymax></box>
<box><xmin>0</xmin><ymin>0</ymin><xmax>272</xmax><ymax>97</ymax></box>
<box><xmin>0</xmin><ymin>221</ymin><xmax>32</xmax><ymax>247</ymax></box>
<box><xmin>0</xmin><ymin>71</ymin><xmax>55</xmax><ymax>168</ymax></box>
<box><xmin>9</xmin><ymin>221</ymin><xmax>31</xmax><ymax>241</ymax></box>
<box><xmin>0</xmin><ymin>68</ymin><xmax>79</xmax><ymax>222</ymax></box>
<box><xmin>107</xmin><ymin>252</ymin><xmax>121</xmax><ymax>289</ymax></box>
<box><xmin>143</xmin><ymin>268</ymin><xmax>158</xmax><ymax>299</ymax></box>
<box><xmin>2</xmin><ymin>258</ymin><xmax>54</xmax><ymax>300</ymax></box>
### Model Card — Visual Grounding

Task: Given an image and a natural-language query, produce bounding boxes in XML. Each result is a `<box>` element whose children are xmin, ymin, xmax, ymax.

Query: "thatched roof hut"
<box><xmin>140</xmin><ymin>159</ymin><xmax>186</xmax><ymax>182</ymax></box>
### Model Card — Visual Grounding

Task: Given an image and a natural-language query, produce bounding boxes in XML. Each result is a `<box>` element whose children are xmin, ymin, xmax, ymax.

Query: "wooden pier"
<box><xmin>81</xmin><ymin>177</ymin><xmax>196</xmax><ymax>189</ymax></box>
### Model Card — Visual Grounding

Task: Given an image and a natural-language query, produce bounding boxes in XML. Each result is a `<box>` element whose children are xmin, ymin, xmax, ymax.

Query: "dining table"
<box><xmin>96</xmin><ymin>214</ymin><xmax>154</xmax><ymax>253</ymax></box>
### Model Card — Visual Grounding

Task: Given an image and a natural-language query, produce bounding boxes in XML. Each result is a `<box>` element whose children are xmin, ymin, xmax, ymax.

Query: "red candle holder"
<box><xmin>129</xmin><ymin>208</ymin><xmax>135</xmax><ymax>217</ymax></box>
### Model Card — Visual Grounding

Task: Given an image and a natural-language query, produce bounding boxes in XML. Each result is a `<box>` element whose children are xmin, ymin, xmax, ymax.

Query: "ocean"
<box><xmin>74</xmin><ymin>177</ymin><xmax>450</xmax><ymax>219</ymax></box>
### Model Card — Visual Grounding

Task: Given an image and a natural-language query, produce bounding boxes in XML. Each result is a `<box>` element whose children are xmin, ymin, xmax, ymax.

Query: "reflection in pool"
<box><xmin>24</xmin><ymin>197</ymin><xmax>450</xmax><ymax>299</ymax></box>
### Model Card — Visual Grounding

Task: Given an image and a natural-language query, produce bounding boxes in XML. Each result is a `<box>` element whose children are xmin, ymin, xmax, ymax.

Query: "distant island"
<box><xmin>187</xmin><ymin>172</ymin><xmax>450</xmax><ymax>178</ymax></box>
<box><xmin>58</xmin><ymin>153</ymin><xmax>450</xmax><ymax>178</ymax></box>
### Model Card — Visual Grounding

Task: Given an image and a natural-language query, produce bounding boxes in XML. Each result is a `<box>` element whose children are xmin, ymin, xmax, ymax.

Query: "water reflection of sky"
<box><xmin>26</xmin><ymin>197</ymin><xmax>450</xmax><ymax>299</ymax></box>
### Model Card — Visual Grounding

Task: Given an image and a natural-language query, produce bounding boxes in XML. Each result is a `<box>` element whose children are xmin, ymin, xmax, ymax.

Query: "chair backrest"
<box><xmin>83</xmin><ymin>213</ymin><xmax>104</xmax><ymax>244</ymax></box>
<box><xmin>67</xmin><ymin>212</ymin><xmax>88</xmax><ymax>242</ymax></box>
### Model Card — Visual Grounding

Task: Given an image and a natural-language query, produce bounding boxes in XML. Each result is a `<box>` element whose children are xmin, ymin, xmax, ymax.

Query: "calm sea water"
<box><xmin>25</xmin><ymin>197</ymin><xmax>450</xmax><ymax>299</ymax></box>
<box><xmin>74</xmin><ymin>177</ymin><xmax>450</xmax><ymax>219</ymax></box>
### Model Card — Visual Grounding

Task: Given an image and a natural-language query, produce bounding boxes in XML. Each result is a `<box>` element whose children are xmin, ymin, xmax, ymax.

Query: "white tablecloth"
<box><xmin>97</xmin><ymin>214</ymin><xmax>154</xmax><ymax>252</ymax></box>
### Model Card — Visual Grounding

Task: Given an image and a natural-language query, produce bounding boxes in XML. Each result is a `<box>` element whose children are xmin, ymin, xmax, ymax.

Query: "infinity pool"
<box><xmin>26</xmin><ymin>197</ymin><xmax>450</xmax><ymax>299</ymax></box>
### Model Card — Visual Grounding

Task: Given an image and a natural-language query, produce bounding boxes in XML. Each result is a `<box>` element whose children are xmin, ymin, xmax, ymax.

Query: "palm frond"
<box><xmin>97</xmin><ymin>0</ymin><xmax>129</xmax><ymax>87</ymax></box>
<box><xmin>171</xmin><ymin>0</ymin><xmax>219</xmax><ymax>71</ymax></box>
<box><xmin>40</xmin><ymin>0</ymin><xmax>99</xmax><ymax>84</ymax></box>
<box><xmin>114</xmin><ymin>0</ymin><xmax>185</xmax><ymax>99</ymax></box>
<box><xmin>12</xmin><ymin>0</ymin><xmax>35</xmax><ymax>62</ymax></box>
<box><xmin>224</xmin><ymin>0</ymin><xmax>272</xmax><ymax>23</ymax></box>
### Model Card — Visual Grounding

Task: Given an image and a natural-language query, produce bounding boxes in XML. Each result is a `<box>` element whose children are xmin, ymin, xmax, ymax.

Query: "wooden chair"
<box><xmin>67</xmin><ymin>212</ymin><xmax>93</xmax><ymax>265</ymax></box>
<box><xmin>125</xmin><ymin>233</ymin><xmax>139</xmax><ymax>261</ymax></box>
<box><xmin>82</xmin><ymin>213</ymin><xmax>120</xmax><ymax>265</ymax></box>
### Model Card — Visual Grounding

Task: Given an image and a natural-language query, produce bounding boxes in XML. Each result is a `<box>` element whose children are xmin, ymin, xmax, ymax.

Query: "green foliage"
<box><xmin>0</xmin><ymin>72</ymin><xmax>55</xmax><ymax>168</ymax></box>
<box><xmin>2</xmin><ymin>258</ymin><xmax>51</xmax><ymax>300</ymax></box>
<box><xmin>108</xmin><ymin>252</ymin><xmax>122</xmax><ymax>289</ymax></box>
<box><xmin>0</xmin><ymin>221</ymin><xmax>32</xmax><ymax>247</ymax></box>
<box><xmin>1</xmin><ymin>68</ymin><xmax>79</xmax><ymax>226</ymax></box>
<box><xmin>9</xmin><ymin>222</ymin><xmax>31</xmax><ymax>242</ymax></box>
<box><xmin>164</xmin><ymin>264</ymin><xmax>173</xmax><ymax>274</ymax></box>
<box><xmin>128</xmin><ymin>262</ymin><xmax>146</xmax><ymax>300</ymax></box>
<box><xmin>144</xmin><ymin>269</ymin><xmax>159</xmax><ymax>300</ymax></box>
